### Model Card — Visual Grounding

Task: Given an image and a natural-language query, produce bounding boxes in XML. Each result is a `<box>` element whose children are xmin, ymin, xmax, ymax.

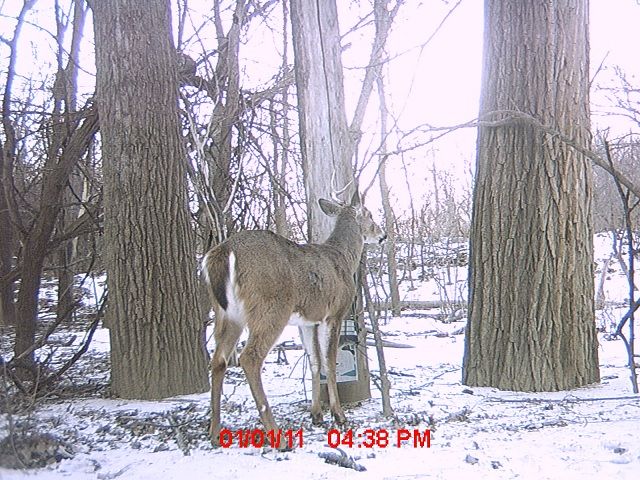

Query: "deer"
<box><xmin>202</xmin><ymin>190</ymin><xmax>385</xmax><ymax>447</ymax></box>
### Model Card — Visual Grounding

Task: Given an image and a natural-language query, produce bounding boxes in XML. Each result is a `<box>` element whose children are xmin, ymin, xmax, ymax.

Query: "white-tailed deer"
<box><xmin>203</xmin><ymin>191</ymin><xmax>385</xmax><ymax>447</ymax></box>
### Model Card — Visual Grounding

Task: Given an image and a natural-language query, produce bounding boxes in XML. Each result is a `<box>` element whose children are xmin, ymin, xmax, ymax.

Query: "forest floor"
<box><xmin>1</xmin><ymin>234</ymin><xmax>639</xmax><ymax>479</ymax></box>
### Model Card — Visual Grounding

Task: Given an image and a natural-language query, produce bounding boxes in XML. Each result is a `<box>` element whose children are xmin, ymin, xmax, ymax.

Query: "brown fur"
<box><xmin>203</xmin><ymin>192</ymin><xmax>384</xmax><ymax>447</ymax></box>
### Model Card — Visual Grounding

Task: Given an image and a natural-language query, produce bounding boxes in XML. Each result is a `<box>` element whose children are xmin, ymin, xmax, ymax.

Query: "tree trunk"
<box><xmin>376</xmin><ymin>76</ymin><xmax>401</xmax><ymax>317</ymax></box>
<box><xmin>269</xmin><ymin>97</ymin><xmax>291</xmax><ymax>238</ymax></box>
<box><xmin>360</xmin><ymin>258</ymin><xmax>393</xmax><ymax>417</ymax></box>
<box><xmin>93</xmin><ymin>0</ymin><xmax>209</xmax><ymax>399</ymax></box>
<box><xmin>0</xmin><ymin>2</ymin><xmax>36</xmax><ymax>328</ymax></box>
<box><xmin>207</xmin><ymin>0</ymin><xmax>245</xmax><ymax>240</ymax></box>
<box><xmin>271</xmin><ymin>0</ymin><xmax>292</xmax><ymax>239</ymax></box>
<box><xmin>11</xmin><ymin>109</ymin><xmax>97</xmax><ymax>369</ymax></box>
<box><xmin>291</xmin><ymin>0</ymin><xmax>370</xmax><ymax>404</ymax></box>
<box><xmin>463</xmin><ymin>0</ymin><xmax>599</xmax><ymax>391</ymax></box>
<box><xmin>55</xmin><ymin>240</ymin><xmax>75</xmax><ymax>322</ymax></box>
<box><xmin>13</xmin><ymin>244</ymin><xmax>43</xmax><ymax>367</ymax></box>
<box><xmin>0</xmin><ymin>168</ymin><xmax>15</xmax><ymax>326</ymax></box>
<box><xmin>291</xmin><ymin>0</ymin><xmax>353</xmax><ymax>242</ymax></box>
<box><xmin>55</xmin><ymin>0</ymin><xmax>87</xmax><ymax>324</ymax></box>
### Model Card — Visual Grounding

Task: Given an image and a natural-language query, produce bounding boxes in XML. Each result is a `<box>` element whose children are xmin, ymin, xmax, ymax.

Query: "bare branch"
<box><xmin>387</xmin><ymin>111</ymin><xmax>640</xmax><ymax>201</ymax></box>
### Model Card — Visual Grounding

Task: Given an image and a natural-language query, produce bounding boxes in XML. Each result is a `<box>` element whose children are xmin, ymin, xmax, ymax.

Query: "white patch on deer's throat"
<box><xmin>225</xmin><ymin>251</ymin><xmax>246</xmax><ymax>326</ymax></box>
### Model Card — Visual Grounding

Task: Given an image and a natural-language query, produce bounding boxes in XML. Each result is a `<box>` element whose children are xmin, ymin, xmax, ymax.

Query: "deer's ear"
<box><xmin>350</xmin><ymin>190</ymin><xmax>361</xmax><ymax>208</ymax></box>
<box><xmin>319</xmin><ymin>198</ymin><xmax>341</xmax><ymax>217</ymax></box>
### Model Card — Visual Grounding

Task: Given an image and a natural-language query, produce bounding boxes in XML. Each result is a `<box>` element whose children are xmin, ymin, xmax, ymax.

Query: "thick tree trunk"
<box><xmin>291</xmin><ymin>0</ymin><xmax>353</xmax><ymax>242</ymax></box>
<box><xmin>291</xmin><ymin>0</ymin><xmax>370</xmax><ymax>404</ymax></box>
<box><xmin>93</xmin><ymin>0</ymin><xmax>209</xmax><ymax>399</ymax></box>
<box><xmin>463</xmin><ymin>0</ymin><xmax>599</xmax><ymax>391</ymax></box>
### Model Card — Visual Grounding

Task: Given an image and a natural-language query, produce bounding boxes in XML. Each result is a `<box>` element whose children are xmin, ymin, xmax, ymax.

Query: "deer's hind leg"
<box><xmin>209</xmin><ymin>310</ymin><xmax>243</xmax><ymax>446</ymax></box>
<box><xmin>321</xmin><ymin>318</ymin><xmax>347</xmax><ymax>425</ymax></box>
<box><xmin>239</xmin><ymin>311</ymin><xmax>288</xmax><ymax>437</ymax></box>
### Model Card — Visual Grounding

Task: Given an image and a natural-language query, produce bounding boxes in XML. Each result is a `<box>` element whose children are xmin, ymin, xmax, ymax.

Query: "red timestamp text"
<box><xmin>327</xmin><ymin>428</ymin><xmax>431</xmax><ymax>449</ymax></box>
<box><xmin>218</xmin><ymin>428</ymin><xmax>303</xmax><ymax>449</ymax></box>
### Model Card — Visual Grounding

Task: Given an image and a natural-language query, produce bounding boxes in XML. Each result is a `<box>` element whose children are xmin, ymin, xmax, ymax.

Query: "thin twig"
<box><xmin>604</xmin><ymin>139</ymin><xmax>639</xmax><ymax>393</ymax></box>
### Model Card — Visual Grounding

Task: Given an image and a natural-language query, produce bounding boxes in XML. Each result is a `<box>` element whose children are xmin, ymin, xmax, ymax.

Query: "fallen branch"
<box><xmin>374</xmin><ymin>300</ymin><xmax>466</xmax><ymax>311</ymax></box>
<box><xmin>366</xmin><ymin>339</ymin><xmax>414</xmax><ymax>349</ymax></box>
<box><xmin>169</xmin><ymin>412</ymin><xmax>190</xmax><ymax>456</ymax></box>
<box><xmin>484</xmin><ymin>394</ymin><xmax>640</xmax><ymax>404</ymax></box>
<box><xmin>440</xmin><ymin>407</ymin><xmax>471</xmax><ymax>423</ymax></box>
<box><xmin>318</xmin><ymin>449</ymin><xmax>366</xmax><ymax>472</ymax></box>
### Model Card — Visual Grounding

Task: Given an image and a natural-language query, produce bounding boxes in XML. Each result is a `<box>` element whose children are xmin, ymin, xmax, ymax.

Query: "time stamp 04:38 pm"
<box><xmin>218</xmin><ymin>428</ymin><xmax>432</xmax><ymax>449</ymax></box>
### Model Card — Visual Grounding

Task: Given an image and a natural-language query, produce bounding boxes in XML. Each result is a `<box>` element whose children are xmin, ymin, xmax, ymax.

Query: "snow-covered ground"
<box><xmin>1</xmin><ymin>233</ymin><xmax>639</xmax><ymax>479</ymax></box>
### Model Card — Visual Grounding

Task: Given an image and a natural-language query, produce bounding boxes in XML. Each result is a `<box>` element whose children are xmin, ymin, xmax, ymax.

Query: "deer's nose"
<box><xmin>378</xmin><ymin>234</ymin><xmax>387</xmax><ymax>244</ymax></box>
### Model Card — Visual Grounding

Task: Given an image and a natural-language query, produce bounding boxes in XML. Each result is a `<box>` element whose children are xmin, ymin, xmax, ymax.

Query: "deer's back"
<box><xmin>204</xmin><ymin>230</ymin><xmax>356</xmax><ymax>322</ymax></box>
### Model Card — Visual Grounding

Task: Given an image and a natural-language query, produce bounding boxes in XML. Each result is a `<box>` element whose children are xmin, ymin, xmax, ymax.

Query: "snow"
<box><xmin>1</xmin><ymin>233</ymin><xmax>639</xmax><ymax>479</ymax></box>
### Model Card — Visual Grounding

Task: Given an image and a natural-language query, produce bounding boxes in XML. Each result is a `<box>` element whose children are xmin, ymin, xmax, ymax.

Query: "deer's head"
<box><xmin>319</xmin><ymin>190</ymin><xmax>386</xmax><ymax>245</ymax></box>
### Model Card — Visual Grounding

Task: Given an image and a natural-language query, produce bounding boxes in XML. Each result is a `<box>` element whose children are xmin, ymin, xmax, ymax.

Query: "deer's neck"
<box><xmin>324</xmin><ymin>213</ymin><xmax>364</xmax><ymax>273</ymax></box>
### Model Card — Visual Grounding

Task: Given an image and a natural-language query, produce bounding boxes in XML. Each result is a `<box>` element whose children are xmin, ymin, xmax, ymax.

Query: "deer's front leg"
<box><xmin>300</xmin><ymin>324</ymin><xmax>324</xmax><ymax>424</ymax></box>
<box><xmin>324</xmin><ymin>319</ymin><xmax>346</xmax><ymax>425</ymax></box>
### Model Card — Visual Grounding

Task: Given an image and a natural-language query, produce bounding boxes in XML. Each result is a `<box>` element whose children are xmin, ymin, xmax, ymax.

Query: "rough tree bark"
<box><xmin>0</xmin><ymin>173</ymin><xmax>14</xmax><ymax>327</ymax></box>
<box><xmin>93</xmin><ymin>0</ymin><xmax>209</xmax><ymax>398</ymax></box>
<box><xmin>463</xmin><ymin>0</ymin><xmax>600</xmax><ymax>391</ymax></box>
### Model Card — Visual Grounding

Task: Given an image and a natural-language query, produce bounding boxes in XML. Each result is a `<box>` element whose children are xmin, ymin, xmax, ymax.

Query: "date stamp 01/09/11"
<box><xmin>218</xmin><ymin>428</ymin><xmax>432</xmax><ymax>450</ymax></box>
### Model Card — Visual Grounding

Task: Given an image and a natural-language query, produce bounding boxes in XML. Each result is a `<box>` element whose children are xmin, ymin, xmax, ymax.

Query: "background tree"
<box><xmin>93</xmin><ymin>0</ymin><xmax>209</xmax><ymax>398</ymax></box>
<box><xmin>463</xmin><ymin>0</ymin><xmax>600</xmax><ymax>391</ymax></box>
<box><xmin>178</xmin><ymin>0</ymin><xmax>294</xmax><ymax>248</ymax></box>
<box><xmin>0</xmin><ymin>1</ymin><xmax>33</xmax><ymax>328</ymax></box>
<box><xmin>373</xmin><ymin>0</ymin><xmax>401</xmax><ymax>317</ymax></box>
<box><xmin>1</xmin><ymin>0</ymin><xmax>98</xmax><ymax>373</ymax></box>
<box><xmin>200</xmin><ymin>0</ymin><xmax>245</xmax><ymax>241</ymax></box>
<box><xmin>52</xmin><ymin>0</ymin><xmax>89</xmax><ymax>324</ymax></box>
